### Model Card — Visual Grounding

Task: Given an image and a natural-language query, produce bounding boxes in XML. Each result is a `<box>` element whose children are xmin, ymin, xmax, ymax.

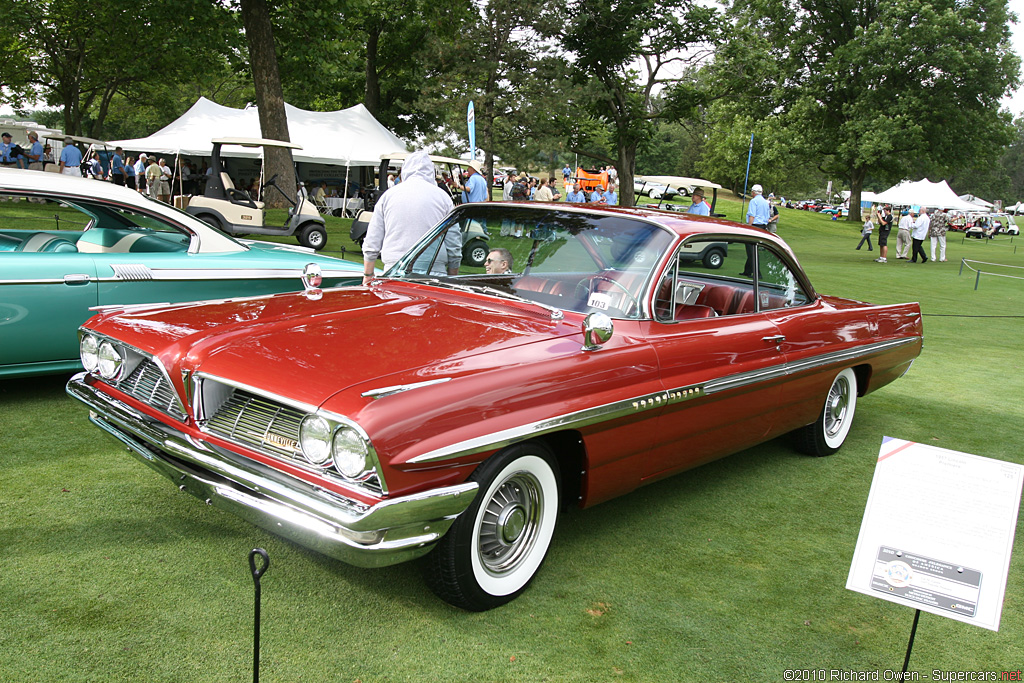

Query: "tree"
<box><xmin>719</xmin><ymin>0</ymin><xmax>1020</xmax><ymax>220</ymax></box>
<box><xmin>556</xmin><ymin>0</ymin><xmax>721</xmax><ymax>205</ymax></box>
<box><xmin>239</xmin><ymin>0</ymin><xmax>296</xmax><ymax>209</ymax></box>
<box><xmin>0</xmin><ymin>0</ymin><xmax>236</xmax><ymax>137</ymax></box>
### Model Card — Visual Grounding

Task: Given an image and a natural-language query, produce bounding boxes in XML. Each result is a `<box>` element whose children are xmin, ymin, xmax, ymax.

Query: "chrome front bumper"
<box><xmin>66</xmin><ymin>374</ymin><xmax>478</xmax><ymax>568</ymax></box>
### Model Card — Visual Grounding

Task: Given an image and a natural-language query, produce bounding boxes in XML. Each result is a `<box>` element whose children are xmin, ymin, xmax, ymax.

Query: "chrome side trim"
<box><xmin>66</xmin><ymin>374</ymin><xmax>478</xmax><ymax>569</ymax></box>
<box><xmin>0</xmin><ymin>268</ymin><xmax>360</xmax><ymax>286</ymax></box>
<box><xmin>408</xmin><ymin>336</ymin><xmax>920</xmax><ymax>464</ymax></box>
<box><xmin>362</xmin><ymin>377</ymin><xmax>453</xmax><ymax>399</ymax></box>
<box><xmin>408</xmin><ymin>383</ymin><xmax>707</xmax><ymax>465</ymax></box>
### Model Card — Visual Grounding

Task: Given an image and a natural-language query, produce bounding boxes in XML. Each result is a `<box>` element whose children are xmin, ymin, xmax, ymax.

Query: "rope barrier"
<box><xmin>958</xmin><ymin>258</ymin><xmax>1024</xmax><ymax>290</ymax></box>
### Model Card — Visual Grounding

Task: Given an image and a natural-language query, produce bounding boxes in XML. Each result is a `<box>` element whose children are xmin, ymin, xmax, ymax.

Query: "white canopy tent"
<box><xmin>958</xmin><ymin>193</ymin><xmax>995</xmax><ymax>211</ymax></box>
<box><xmin>870</xmin><ymin>178</ymin><xmax>978</xmax><ymax>211</ymax></box>
<box><xmin>109</xmin><ymin>97</ymin><xmax>406</xmax><ymax>167</ymax></box>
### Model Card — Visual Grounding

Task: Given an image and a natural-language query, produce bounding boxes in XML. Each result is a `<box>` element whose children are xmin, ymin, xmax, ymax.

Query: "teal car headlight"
<box><xmin>332</xmin><ymin>427</ymin><xmax>368</xmax><ymax>478</ymax></box>
<box><xmin>299</xmin><ymin>415</ymin><xmax>333</xmax><ymax>466</ymax></box>
<box><xmin>80</xmin><ymin>334</ymin><xmax>99</xmax><ymax>373</ymax></box>
<box><xmin>97</xmin><ymin>341</ymin><xmax>124</xmax><ymax>380</ymax></box>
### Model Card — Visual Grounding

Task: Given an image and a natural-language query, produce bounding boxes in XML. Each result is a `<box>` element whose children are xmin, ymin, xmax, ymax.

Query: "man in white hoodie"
<box><xmin>362</xmin><ymin>150</ymin><xmax>456</xmax><ymax>284</ymax></box>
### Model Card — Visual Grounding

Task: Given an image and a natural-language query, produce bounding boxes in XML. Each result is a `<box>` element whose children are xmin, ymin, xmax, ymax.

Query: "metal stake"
<box><xmin>249</xmin><ymin>548</ymin><xmax>270</xmax><ymax>683</ymax></box>
<box><xmin>902</xmin><ymin>609</ymin><xmax>921</xmax><ymax>674</ymax></box>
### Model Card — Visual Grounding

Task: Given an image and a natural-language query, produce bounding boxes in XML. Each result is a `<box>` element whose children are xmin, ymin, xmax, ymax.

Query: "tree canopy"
<box><xmin>2</xmin><ymin>0</ymin><xmax>1022</xmax><ymax>204</ymax></box>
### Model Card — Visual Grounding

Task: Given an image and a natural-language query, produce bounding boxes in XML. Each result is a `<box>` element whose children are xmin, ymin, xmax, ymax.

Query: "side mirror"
<box><xmin>582</xmin><ymin>312</ymin><xmax>614</xmax><ymax>351</ymax></box>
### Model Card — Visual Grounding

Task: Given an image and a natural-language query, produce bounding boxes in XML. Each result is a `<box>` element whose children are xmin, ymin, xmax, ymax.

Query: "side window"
<box><xmin>756</xmin><ymin>246</ymin><xmax>810</xmax><ymax>310</ymax></box>
<box><xmin>0</xmin><ymin>195</ymin><xmax>91</xmax><ymax>254</ymax></box>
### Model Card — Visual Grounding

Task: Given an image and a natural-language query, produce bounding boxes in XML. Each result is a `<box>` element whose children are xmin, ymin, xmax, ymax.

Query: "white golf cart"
<box><xmin>186</xmin><ymin>137</ymin><xmax>328</xmax><ymax>250</ymax></box>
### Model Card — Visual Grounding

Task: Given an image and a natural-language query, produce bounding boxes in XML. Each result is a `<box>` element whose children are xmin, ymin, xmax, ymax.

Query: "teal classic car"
<box><xmin>0</xmin><ymin>169</ymin><xmax>364</xmax><ymax>378</ymax></box>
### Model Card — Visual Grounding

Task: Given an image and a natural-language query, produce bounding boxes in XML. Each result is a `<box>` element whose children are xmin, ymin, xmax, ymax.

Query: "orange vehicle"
<box><xmin>573</xmin><ymin>167</ymin><xmax>610</xmax><ymax>192</ymax></box>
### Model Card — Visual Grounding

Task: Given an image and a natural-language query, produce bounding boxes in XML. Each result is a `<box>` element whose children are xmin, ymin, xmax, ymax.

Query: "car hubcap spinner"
<box><xmin>478</xmin><ymin>473</ymin><xmax>542</xmax><ymax>576</ymax></box>
<box><xmin>825</xmin><ymin>376</ymin><xmax>850</xmax><ymax>438</ymax></box>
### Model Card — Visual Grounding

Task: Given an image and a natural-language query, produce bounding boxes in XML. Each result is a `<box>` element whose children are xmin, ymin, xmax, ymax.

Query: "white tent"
<box><xmin>1006</xmin><ymin>201</ymin><xmax>1023</xmax><ymax>214</ymax></box>
<box><xmin>958</xmin><ymin>193</ymin><xmax>995</xmax><ymax>210</ymax></box>
<box><xmin>108</xmin><ymin>97</ymin><xmax>406</xmax><ymax>167</ymax></box>
<box><xmin>870</xmin><ymin>178</ymin><xmax>978</xmax><ymax>211</ymax></box>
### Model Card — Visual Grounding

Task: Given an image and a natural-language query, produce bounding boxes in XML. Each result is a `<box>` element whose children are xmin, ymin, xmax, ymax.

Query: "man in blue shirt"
<box><xmin>110</xmin><ymin>147</ymin><xmax>126</xmax><ymax>186</ymax></box>
<box><xmin>603</xmin><ymin>183</ymin><xmax>618</xmax><ymax>206</ymax></box>
<box><xmin>566</xmin><ymin>182</ymin><xmax>586</xmax><ymax>203</ymax></box>
<box><xmin>0</xmin><ymin>132</ymin><xmax>17</xmax><ymax>167</ymax></box>
<box><xmin>687</xmin><ymin>188</ymin><xmax>710</xmax><ymax>215</ymax></box>
<box><xmin>741</xmin><ymin>183</ymin><xmax>771</xmax><ymax>277</ymax></box>
<box><xmin>59</xmin><ymin>137</ymin><xmax>84</xmax><ymax>176</ymax></box>
<box><xmin>134</xmin><ymin>153</ymin><xmax>149</xmax><ymax>193</ymax></box>
<box><xmin>460</xmin><ymin>160</ymin><xmax>489</xmax><ymax>203</ymax></box>
<box><xmin>589</xmin><ymin>184</ymin><xmax>605</xmax><ymax>203</ymax></box>
<box><xmin>26</xmin><ymin>131</ymin><xmax>44</xmax><ymax>170</ymax></box>
<box><xmin>746</xmin><ymin>184</ymin><xmax>771</xmax><ymax>229</ymax></box>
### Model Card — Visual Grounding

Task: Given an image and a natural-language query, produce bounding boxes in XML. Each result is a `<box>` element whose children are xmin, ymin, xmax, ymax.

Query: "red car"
<box><xmin>68</xmin><ymin>203</ymin><xmax>923</xmax><ymax>611</ymax></box>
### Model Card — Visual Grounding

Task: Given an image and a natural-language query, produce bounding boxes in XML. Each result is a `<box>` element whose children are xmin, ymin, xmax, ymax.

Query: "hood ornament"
<box><xmin>302</xmin><ymin>263</ymin><xmax>323</xmax><ymax>300</ymax></box>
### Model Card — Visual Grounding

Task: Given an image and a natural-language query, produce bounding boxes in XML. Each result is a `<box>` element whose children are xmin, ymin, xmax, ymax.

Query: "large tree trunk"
<box><xmin>364</xmin><ymin>23</ymin><xmax>381</xmax><ymax>117</ymax></box>
<box><xmin>240</xmin><ymin>0</ymin><xmax>295</xmax><ymax>209</ymax></box>
<box><xmin>617</xmin><ymin>143</ymin><xmax>636</xmax><ymax>207</ymax></box>
<box><xmin>849</xmin><ymin>166</ymin><xmax>866</xmax><ymax>223</ymax></box>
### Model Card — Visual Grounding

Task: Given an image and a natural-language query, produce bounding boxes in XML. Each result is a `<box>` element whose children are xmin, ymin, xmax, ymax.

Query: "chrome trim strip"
<box><xmin>0</xmin><ymin>268</ymin><xmax>360</xmax><ymax>286</ymax></box>
<box><xmin>66</xmin><ymin>374</ymin><xmax>478</xmax><ymax>569</ymax></box>
<box><xmin>408</xmin><ymin>383</ymin><xmax>707</xmax><ymax>464</ymax></box>
<box><xmin>362</xmin><ymin>377</ymin><xmax>452</xmax><ymax>399</ymax></box>
<box><xmin>408</xmin><ymin>336</ymin><xmax>921</xmax><ymax>464</ymax></box>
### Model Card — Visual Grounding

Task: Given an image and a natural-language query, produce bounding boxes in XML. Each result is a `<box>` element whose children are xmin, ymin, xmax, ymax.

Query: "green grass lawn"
<box><xmin>1</xmin><ymin>197</ymin><xmax>1022</xmax><ymax>682</ymax></box>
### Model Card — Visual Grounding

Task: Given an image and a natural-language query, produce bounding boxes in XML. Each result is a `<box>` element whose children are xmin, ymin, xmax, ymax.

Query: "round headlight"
<box><xmin>332</xmin><ymin>427</ymin><xmax>368</xmax><ymax>478</ymax></box>
<box><xmin>80</xmin><ymin>334</ymin><xmax>99</xmax><ymax>373</ymax></box>
<box><xmin>97</xmin><ymin>341</ymin><xmax>124</xmax><ymax>380</ymax></box>
<box><xmin>299</xmin><ymin>415</ymin><xmax>332</xmax><ymax>465</ymax></box>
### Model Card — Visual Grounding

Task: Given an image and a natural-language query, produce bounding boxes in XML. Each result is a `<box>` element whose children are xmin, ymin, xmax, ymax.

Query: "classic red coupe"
<box><xmin>68</xmin><ymin>202</ymin><xmax>923</xmax><ymax>610</ymax></box>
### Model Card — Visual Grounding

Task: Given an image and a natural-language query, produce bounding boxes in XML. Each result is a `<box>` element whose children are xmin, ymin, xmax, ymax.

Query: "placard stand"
<box><xmin>901</xmin><ymin>609</ymin><xmax>921</xmax><ymax>674</ymax></box>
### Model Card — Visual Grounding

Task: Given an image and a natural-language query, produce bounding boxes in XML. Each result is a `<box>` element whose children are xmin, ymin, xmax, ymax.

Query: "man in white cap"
<box><xmin>460</xmin><ymin>160</ymin><xmax>489</xmax><ymax>203</ymax></box>
<box><xmin>58</xmin><ymin>137</ymin><xmax>83</xmax><ymax>176</ymax></box>
<box><xmin>134</xmin><ymin>153</ymin><xmax>149</xmax><ymax>194</ymax></box>
<box><xmin>741</xmin><ymin>183</ymin><xmax>772</xmax><ymax>277</ymax></box>
<box><xmin>746</xmin><ymin>184</ymin><xmax>771</xmax><ymax>230</ymax></box>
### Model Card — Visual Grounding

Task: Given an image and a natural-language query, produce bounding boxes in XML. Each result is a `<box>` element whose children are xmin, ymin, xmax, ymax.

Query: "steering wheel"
<box><xmin>575</xmin><ymin>275</ymin><xmax>640</xmax><ymax>316</ymax></box>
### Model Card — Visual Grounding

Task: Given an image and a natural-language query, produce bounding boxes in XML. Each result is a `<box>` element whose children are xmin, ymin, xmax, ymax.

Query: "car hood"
<box><xmin>86</xmin><ymin>281</ymin><xmax>579</xmax><ymax>409</ymax></box>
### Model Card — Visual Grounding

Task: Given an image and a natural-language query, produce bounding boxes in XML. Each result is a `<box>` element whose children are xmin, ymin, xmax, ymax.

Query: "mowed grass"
<box><xmin>1</xmin><ymin>196</ymin><xmax>1022</xmax><ymax>682</ymax></box>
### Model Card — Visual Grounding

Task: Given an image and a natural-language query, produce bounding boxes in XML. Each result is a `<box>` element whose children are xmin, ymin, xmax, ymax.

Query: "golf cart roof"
<box><xmin>211</xmin><ymin>137</ymin><xmax>302</xmax><ymax>150</ymax></box>
<box><xmin>43</xmin><ymin>134</ymin><xmax>112</xmax><ymax>146</ymax></box>
<box><xmin>638</xmin><ymin>175</ymin><xmax>722</xmax><ymax>190</ymax></box>
<box><xmin>381</xmin><ymin>151</ymin><xmax>470</xmax><ymax>167</ymax></box>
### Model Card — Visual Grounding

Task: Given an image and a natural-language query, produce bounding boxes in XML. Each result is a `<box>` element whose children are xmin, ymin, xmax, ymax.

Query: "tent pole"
<box><xmin>343</xmin><ymin>162</ymin><xmax>351</xmax><ymax>216</ymax></box>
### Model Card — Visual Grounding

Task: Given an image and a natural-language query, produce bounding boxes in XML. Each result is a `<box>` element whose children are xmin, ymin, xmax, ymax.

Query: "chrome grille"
<box><xmin>204</xmin><ymin>390</ymin><xmax>305</xmax><ymax>460</ymax></box>
<box><xmin>120</xmin><ymin>360</ymin><xmax>186</xmax><ymax>420</ymax></box>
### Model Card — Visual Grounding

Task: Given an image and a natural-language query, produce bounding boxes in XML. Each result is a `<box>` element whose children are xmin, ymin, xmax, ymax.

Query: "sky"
<box><xmin>1003</xmin><ymin>0</ymin><xmax>1024</xmax><ymax>115</ymax></box>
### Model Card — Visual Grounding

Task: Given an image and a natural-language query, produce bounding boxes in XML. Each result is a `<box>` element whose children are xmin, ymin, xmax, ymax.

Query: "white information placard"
<box><xmin>847</xmin><ymin>437</ymin><xmax>1023</xmax><ymax>631</ymax></box>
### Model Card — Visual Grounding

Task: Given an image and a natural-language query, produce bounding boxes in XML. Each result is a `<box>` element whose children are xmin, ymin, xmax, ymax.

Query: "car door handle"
<box><xmin>762</xmin><ymin>335</ymin><xmax>786</xmax><ymax>345</ymax></box>
<box><xmin>63</xmin><ymin>274</ymin><xmax>92</xmax><ymax>286</ymax></box>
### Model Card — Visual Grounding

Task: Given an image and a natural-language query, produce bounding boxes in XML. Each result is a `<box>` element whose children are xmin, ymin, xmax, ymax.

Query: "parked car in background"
<box><xmin>0</xmin><ymin>169</ymin><xmax>364</xmax><ymax>378</ymax></box>
<box><xmin>68</xmin><ymin>202</ymin><xmax>923</xmax><ymax>611</ymax></box>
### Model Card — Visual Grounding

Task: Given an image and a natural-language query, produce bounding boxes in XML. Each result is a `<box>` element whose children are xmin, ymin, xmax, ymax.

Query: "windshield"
<box><xmin>390</xmin><ymin>205</ymin><xmax>675</xmax><ymax>319</ymax></box>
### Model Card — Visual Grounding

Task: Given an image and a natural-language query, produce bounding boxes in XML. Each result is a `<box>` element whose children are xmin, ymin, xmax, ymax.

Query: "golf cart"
<box><xmin>186</xmin><ymin>137</ymin><xmax>328</xmax><ymax>250</ymax></box>
<box><xmin>42</xmin><ymin>134</ymin><xmax>114</xmax><ymax>176</ymax></box>
<box><xmin>634</xmin><ymin>175</ymin><xmax>725</xmax><ymax>216</ymax></box>
<box><xmin>350</xmin><ymin>151</ymin><xmax>491</xmax><ymax>267</ymax></box>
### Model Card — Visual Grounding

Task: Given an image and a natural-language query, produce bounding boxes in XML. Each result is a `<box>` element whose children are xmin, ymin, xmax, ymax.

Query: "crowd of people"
<box><xmin>857</xmin><ymin>204</ymin><xmax>950</xmax><ymax>263</ymax></box>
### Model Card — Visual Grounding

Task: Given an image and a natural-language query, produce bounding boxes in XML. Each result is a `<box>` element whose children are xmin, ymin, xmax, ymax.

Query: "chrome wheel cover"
<box><xmin>824</xmin><ymin>375</ymin><xmax>851</xmax><ymax>439</ymax></box>
<box><xmin>477</xmin><ymin>471</ymin><xmax>543</xmax><ymax>577</ymax></box>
